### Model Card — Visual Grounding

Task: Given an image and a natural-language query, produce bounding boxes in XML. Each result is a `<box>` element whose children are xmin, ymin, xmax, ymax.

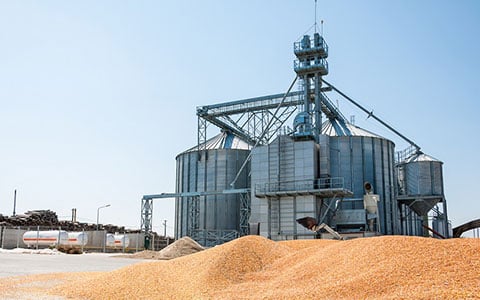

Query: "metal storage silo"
<box><xmin>175</xmin><ymin>131</ymin><xmax>250</xmax><ymax>247</ymax></box>
<box><xmin>402</xmin><ymin>153</ymin><xmax>443</xmax><ymax>197</ymax></box>
<box><xmin>396</xmin><ymin>152</ymin><xmax>447</xmax><ymax>236</ymax></box>
<box><xmin>323</xmin><ymin>120</ymin><xmax>401</xmax><ymax>235</ymax></box>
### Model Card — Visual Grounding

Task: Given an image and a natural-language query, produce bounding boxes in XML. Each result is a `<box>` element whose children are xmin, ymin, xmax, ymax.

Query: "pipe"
<box><xmin>422</xmin><ymin>224</ymin><xmax>446</xmax><ymax>239</ymax></box>
<box><xmin>321</xmin><ymin>79</ymin><xmax>421</xmax><ymax>152</ymax></box>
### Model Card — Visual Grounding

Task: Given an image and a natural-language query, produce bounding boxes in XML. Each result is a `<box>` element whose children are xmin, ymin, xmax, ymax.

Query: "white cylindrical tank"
<box><xmin>107</xmin><ymin>234</ymin><xmax>129</xmax><ymax>248</ymax></box>
<box><xmin>67</xmin><ymin>232</ymin><xmax>88</xmax><ymax>246</ymax></box>
<box><xmin>105</xmin><ymin>233</ymin><xmax>115</xmax><ymax>247</ymax></box>
<box><xmin>114</xmin><ymin>234</ymin><xmax>129</xmax><ymax>248</ymax></box>
<box><xmin>23</xmin><ymin>230</ymin><xmax>69</xmax><ymax>246</ymax></box>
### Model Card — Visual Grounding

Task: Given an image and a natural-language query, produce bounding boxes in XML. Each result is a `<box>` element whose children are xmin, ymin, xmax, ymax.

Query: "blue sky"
<box><xmin>0</xmin><ymin>1</ymin><xmax>479</xmax><ymax>236</ymax></box>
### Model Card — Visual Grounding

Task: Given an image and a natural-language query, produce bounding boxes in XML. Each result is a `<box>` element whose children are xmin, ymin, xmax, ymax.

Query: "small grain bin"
<box><xmin>396</xmin><ymin>152</ymin><xmax>447</xmax><ymax>236</ymax></box>
<box><xmin>401</xmin><ymin>153</ymin><xmax>444</xmax><ymax>199</ymax></box>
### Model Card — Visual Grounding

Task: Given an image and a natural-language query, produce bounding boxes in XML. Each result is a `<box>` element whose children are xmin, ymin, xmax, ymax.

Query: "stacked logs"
<box><xmin>57</xmin><ymin>220</ymin><xmax>131</xmax><ymax>233</ymax></box>
<box><xmin>0</xmin><ymin>210</ymin><xmax>59</xmax><ymax>227</ymax></box>
<box><xmin>0</xmin><ymin>210</ymin><xmax>138</xmax><ymax>233</ymax></box>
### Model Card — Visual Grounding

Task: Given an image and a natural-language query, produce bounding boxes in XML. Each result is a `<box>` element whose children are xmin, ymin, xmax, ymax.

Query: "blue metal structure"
<box><xmin>293</xmin><ymin>33</ymin><xmax>329</xmax><ymax>141</ymax></box>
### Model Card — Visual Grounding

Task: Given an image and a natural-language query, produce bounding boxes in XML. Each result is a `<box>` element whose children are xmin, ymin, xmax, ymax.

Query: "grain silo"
<box><xmin>323</xmin><ymin>121</ymin><xmax>399</xmax><ymax>235</ymax></box>
<box><xmin>396</xmin><ymin>152</ymin><xmax>448</xmax><ymax>237</ymax></box>
<box><xmin>174</xmin><ymin>131</ymin><xmax>250</xmax><ymax>246</ymax></box>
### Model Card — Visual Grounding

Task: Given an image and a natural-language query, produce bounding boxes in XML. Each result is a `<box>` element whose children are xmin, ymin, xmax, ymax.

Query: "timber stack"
<box><xmin>0</xmin><ymin>210</ymin><xmax>137</xmax><ymax>233</ymax></box>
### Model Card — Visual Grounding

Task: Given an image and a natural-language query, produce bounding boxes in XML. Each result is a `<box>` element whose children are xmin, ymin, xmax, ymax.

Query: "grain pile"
<box><xmin>1</xmin><ymin>235</ymin><xmax>479</xmax><ymax>299</ymax></box>
<box><xmin>127</xmin><ymin>236</ymin><xmax>204</xmax><ymax>260</ymax></box>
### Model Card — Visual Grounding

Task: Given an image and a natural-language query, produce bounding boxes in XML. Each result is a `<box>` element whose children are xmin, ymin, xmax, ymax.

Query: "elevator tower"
<box><xmin>293</xmin><ymin>33</ymin><xmax>329</xmax><ymax>142</ymax></box>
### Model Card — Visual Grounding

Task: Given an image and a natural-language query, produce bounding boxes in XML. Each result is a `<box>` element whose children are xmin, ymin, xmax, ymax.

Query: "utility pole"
<box><xmin>13</xmin><ymin>190</ymin><xmax>17</xmax><ymax>216</ymax></box>
<box><xmin>96</xmin><ymin>204</ymin><xmax>111</xmax><ymax>230</ymax></box>
<box><xmin>163</xmin><ymin>220</ymin><xmax>167</xmax><ymax>237</ymax></box>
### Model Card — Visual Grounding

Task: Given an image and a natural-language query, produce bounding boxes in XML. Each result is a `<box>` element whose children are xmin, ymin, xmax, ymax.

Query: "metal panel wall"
<box><xmin>250</xmin><ymin>146</ymin><xmax>270</xmax><ymax>237</ymax></box>
<box><xmin>175</xmin><ymin>152</ymin><xmax>187</xmax><ymax>239</ymax></box>
<box><xmin>432</xmin><ymin>162</ymin><xmax>444</xmax><ymax>195</ymax></box>
<box><xmin>175</xmin><ymin>148</ymin><xmax>250</xmax><ymax>242</ymax></box>
<box><xmin>319</xmin><ymin>134</ymin><xmax>330</xmax><ymax>178</ymax></box>
<box><xmin>279</xmin><ymin>136</ymin><xmax>295</xmax><ymax>182</ymax></box>
<box><xmin>250</xmin><ymin>135</ymin><xmax>318</xmax><ymax>240</ymax></box>
<box><xmin>405</xmin><ymin>161</ymin><xmax>444</xmax><ymax>196</ymax></box>
<box><xmin>328</xmin><ymin>135</ymin><xmax>399</xmax><ymax>235</ymax></box>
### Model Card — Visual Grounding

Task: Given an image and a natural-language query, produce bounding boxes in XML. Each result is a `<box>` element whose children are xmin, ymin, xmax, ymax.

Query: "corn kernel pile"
<box><xmin>1</xmin><ymin>235</ymin><xmax>479</xmax><ymax>299</ymax></box>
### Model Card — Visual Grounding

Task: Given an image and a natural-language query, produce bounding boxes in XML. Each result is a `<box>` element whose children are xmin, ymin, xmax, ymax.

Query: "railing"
<box><xmin>293</xmin><ymin>35</ymin><xmax>329</xmax><ymax>56</ymax></box>
<box><xmin>294</xmin><ymin>58</ymin><xmax>329</xmax><ymax>74</ymax></box>
<box><xmin>255</xmin><ymin>177</ymin><xmax>345</xmax><ymax>194</ymax></box>
<box><xmin>197</xmin><ymin>92</ymin><xmax>302</xmax><ymax>117</ymax></box>
<box><xmin>395</xmin><ymin>145</ymin><xmax>418</xmax><ymax>163</ymax></box>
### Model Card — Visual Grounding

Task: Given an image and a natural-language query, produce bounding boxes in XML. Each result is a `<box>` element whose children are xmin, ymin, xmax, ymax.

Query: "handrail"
<box><xmin>255</xmin><ymin>177</ymin><xmax>345</xmax><ymax>194</ymax></box>
<box><xmin>294</xmin><ymin>58</ymin><xmax>328</xmax><ymax>74</ymax></box>
<box><xmin>293</xmin><ymin>36</ymin><xmax>329</xmax><ymax>55</ymax></box>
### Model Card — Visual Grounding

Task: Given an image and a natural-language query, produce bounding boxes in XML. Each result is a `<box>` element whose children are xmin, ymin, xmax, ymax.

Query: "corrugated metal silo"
<box><xmin>175</xmin><ymin>131</ymin><xmax>250</xmax><ymax>247</ymax></box>
<box><xmin>396</xmin><ymin>153</ymin><xmax>446</xmax><ymax>235</ymax></box>
<box><xmin>402</xmin><ymin>153</ymin><xmax>444</xmax><ymax>197</ymax></box>
<box><xmin>323</xmin><ymin>121</ymin><xmax>401</xmax><ymax>235</ymax></box>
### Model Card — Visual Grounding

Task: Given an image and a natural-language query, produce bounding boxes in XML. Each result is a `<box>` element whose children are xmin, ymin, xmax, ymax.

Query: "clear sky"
<box><xmin>0</xmin><ymin>1</ymin><xmax>479</xmax><ymax>236</ymax></box>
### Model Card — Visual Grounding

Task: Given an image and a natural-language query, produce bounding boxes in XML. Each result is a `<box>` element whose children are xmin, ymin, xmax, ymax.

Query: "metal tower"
<box><xmin>293</xmin><ymin>33</ymin><xmax>329</xmax><ymax>142</ymax></box>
